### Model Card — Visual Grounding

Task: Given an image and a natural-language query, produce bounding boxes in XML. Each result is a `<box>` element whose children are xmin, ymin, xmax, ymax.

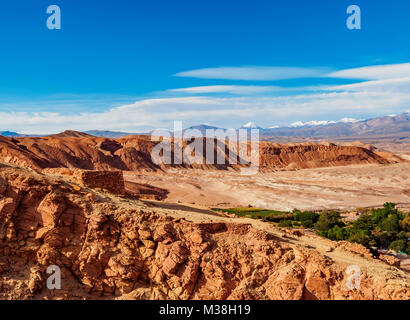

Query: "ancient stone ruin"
<box><xmin>74</xmin><ymin>170</ymin><xmax>125</xmax><ymax>195</ymax></box>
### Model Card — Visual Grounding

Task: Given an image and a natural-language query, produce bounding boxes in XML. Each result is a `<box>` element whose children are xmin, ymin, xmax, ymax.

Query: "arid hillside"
<box><xmin>0</xmin><ymin>131</ymin><xmax>401</xmax><ymax>172</ymax></box>
<box><xmin>0</xmin><ymin>164</ymin><xmax>408</xmax><ymax>300</ymax></box>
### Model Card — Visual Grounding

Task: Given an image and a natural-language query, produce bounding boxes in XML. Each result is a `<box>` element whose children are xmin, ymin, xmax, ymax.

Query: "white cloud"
<box><xmin>2</xmin><ymin>62</ymin><xmax>410</xmax><ymax>134</ymax></box>
<box><xmin>168</xmin><ymin>85</ymin><xmax>283</xmax><ymax>95</ymax></box>
<box><xmin>175</xmin><ymin>66</ymin><xmax>331</xmax><ymax>81</ymax></box>
<box><xmin>327</xmin><ymin>63</ymin><xmax>410</xmax><ymax>80</ymax></box>
<box><xmin>175</xmin><ymin>63</ymin><xmax>410</xmax><ymax>82</ymax></box>
<box><xmin>3</xmin><ymin>88</ymin><xmax>409</xmax><ymax>134</ymax></box>
<box><xmin>328</xmin><ymin>77</ymin><xmax>410</xmax><ymax>93</ymax></box>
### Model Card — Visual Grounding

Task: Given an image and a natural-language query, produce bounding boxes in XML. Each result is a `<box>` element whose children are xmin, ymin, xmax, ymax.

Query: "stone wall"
<box><xmin>74</xmin><ymin>170</ymin><xmax>125</xmax><ymax>195</ymax></box>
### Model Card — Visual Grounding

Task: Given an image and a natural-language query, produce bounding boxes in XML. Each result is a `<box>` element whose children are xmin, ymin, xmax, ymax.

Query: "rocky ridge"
<box><xmin>0</xmin><ymin>134</ymin><xmax>401</xmax><ymax>172</ymax></box>
<box><xmin>0</xmin><ymin>164</ymin><xmax>408</xmax><ymax>300</ymax></box>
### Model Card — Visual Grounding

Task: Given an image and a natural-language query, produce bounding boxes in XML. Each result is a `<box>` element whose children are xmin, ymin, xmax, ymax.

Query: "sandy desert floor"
<box><xmin>124</xmin><ymin>162</ymin><xmax>410</xmax><ymax>212</ymax></box>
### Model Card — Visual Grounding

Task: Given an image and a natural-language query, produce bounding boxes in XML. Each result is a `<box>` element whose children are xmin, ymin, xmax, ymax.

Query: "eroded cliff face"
<box><xmin>0</xmin><ymin>134</ymin><xmax>399</xmax><ymax>172</ymax></box>
<box><xmin>258</xmin><ymin>142</ymin><xmax>392</xmax><ymax>169</ymax></box>
<box><xmin>0</xmin><ymin>165</ymin><xmax>408</xmax><ymax>300</ymax></box>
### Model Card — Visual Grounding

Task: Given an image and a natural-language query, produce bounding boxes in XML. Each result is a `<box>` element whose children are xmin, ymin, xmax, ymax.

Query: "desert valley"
<box><xmin>0</xmin><ymin>113</ymin><xmax>409</xmax><ymax>300</ymax></box>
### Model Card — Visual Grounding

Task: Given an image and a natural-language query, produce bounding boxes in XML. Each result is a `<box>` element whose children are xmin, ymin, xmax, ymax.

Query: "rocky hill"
<box><xmin>0</xmin><ymin>133</ymin><xmax>400</xmax><ymax>172</ymax></box>
<box><xmin>0</xmin><ymin>164</ymin><xmax>408</xmax><ymax>300</ymax></box>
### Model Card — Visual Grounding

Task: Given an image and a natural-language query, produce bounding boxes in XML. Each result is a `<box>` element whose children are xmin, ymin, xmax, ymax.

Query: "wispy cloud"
<box><xmin>326</xmin><ymin>62</ymin><xmax>410</xmax><ymax>80</ymax></box>
<box><xmin>3</xmin><ymin>89</ymin><xmax>409</xmax><ymax>134</ymax></box>
<box><xmin>328</xmin><ymin>77</ymin><xmax>410</xmax><ymax>92</ymax></box>
<box><xmin>168</xmin><ymin>85</ymin><xmax>285</xmax><ymax>95</ymax></box>
<box><xmin>176</xmin><ymin>63</ymin><xmax>410</xmax><ymax>82</ymax></box>
<box><xmin>2</xmin><ymin>62</ymin><xmax>410</xmax><ymax>134</ymax></box>
<box><xmin>175</xmin><ymin>66</ymin><xmax>331</xmax><ymax>81</ymax></box>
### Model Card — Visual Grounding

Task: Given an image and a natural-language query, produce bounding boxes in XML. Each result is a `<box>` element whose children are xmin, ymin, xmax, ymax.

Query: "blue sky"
<box><xmin>0</xmin><ymin>0</ymin><xmax>410</xmax><ymax>133</ymax></box>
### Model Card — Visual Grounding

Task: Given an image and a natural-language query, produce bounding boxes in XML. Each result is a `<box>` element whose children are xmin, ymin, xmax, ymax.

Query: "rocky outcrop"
<box><xmin>379</xmin><ymin>255</ymin><xmax>401</xmax><ymax>267</ymax></box>
<box><xmin>73</xmin><ymin>170</ymin><xmax>125</xmax><ymax>195</ymax></box>
<box><xmin>43</xmin><ymin>168</ymin><xmax>168</xmax><ymax>200</ymax></box>
<box><xmin>0</xmin><ymin>165</ymin><xmax>408</xmax><ymax>300</ymax></box>
<box><xmin>335</xmin><ymin>241</ymin><xmax>374</xmax><ymax>259</ymax></box>
<box><xmin>258</xmin><ymin>142</ymin><xmax>393</xmax><ymax>170</ymax></box>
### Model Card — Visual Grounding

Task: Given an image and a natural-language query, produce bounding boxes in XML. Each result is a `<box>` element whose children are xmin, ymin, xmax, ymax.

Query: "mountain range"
<box><xmin>1</xmin><ymin>113</ymin><xmax>409</xmax><ymax>139</ymax></box>
<box><xmin>262</xmin><ymin>113</ymin><xmax>410</xmax><ymax>138</ymax></box>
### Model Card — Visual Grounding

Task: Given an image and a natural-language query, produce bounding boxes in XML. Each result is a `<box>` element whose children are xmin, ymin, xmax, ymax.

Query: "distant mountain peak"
<box><xmin>50</xmin><ymin>130</ymin><xmax>95</xmax><ymax>138</ymax></box>
<box><xmin>0</xmin><ymin>131</ymin><xmax>21</xmax><ymax>137</ymax></box>
<box><xmin>83</xmin><ymin>130</ymin><xmax>135</xmax><ymax>138</ymax></box>
<box><xmin>241</xmin><ymin>122</ymin><xmax>263</xmax><ymax>129</ymax></box>
<box><xmin>186</xmin><ymin>124</ymin><xmax>221</xmax><ymax>130</ymax></box>
<box><xmin>290</xmin><ymin>118</ymin><xmax>359</xmax><ymax>128</ymax></box>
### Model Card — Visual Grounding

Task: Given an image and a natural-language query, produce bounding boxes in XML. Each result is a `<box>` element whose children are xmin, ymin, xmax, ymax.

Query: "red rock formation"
<box><xmin>0</xmin><ymin>133</ymin><xmax>400</xmax><ymax>172</ymax></box>
<box><xmin>258</xmin><ymin>142</ymin><xmax>392</xmax><ymax>170</ymax></box>
<box><xmin>0</xmin><ymin>164</ymin><xmax>408</xmax><ymax>300</ymax></box>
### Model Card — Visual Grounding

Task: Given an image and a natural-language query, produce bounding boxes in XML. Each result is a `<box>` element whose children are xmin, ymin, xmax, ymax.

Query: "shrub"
<box><xmin>397</xmin><ymin>231</ymin><xmax>406</xmax><ymax>240</ymax></box>
<box><xmin>294</xmin><ymin>211</ymin><xmax>319</xmax><ymax>222</ymax></box>
<box><xmin>389</xmin><ymin>240</ymin><xmax>406</xmax><ymax>252</ymax></box>
<box><xmin>372</xmin><ymin>230</ymin><xmax>392</xmax><ymax>248</ymax></box>
<box><xmin>348</xmin><ymin>230</ymin><xmax>370</xmax><ymax>245</ymax></box>
<box><xmin>301</xmin><ymin>219</ymin><xmax>314</xmax><ymax>228</ymax></box>
<box><xmin>278</xmin><ymin>220</ymin><xmax>293</xmax><ymax>228</ymax></box>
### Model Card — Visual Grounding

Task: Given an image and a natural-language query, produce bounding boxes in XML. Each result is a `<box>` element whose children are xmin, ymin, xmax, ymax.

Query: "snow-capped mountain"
<box><xmin>240</xmin><ymin>122</ymin><xmax>263</xmax><ymax>129</ymax></box>
<box><xmin>263</xmin><ymin>113</ymin><xmax>409</xmax><ymax>137</ymax></box>
<box><xmin>289</xmin><ymin>118</ymin><xmax>359</xmax><ymax>128</ymax></box>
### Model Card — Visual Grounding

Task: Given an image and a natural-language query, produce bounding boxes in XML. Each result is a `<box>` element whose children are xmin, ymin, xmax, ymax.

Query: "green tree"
<box><xmin>380</xmin><ymin>215</ymin><xmax>399</xmax><ymax>233</ymax></box>
<box><xmin>352</xmin><ymin>213</ymin><xmax>374</xmax><ymax>232</ymax></box>
<box><xmin>372</xmin><ymin>202</ymin><xmax>398</xmax><ymax>224</ymax></box>
<box><xmin>383</xmin><ymin>202</ymin><xmax>397</xmax><ymax>212</ymax></box>
<box><xmin>389</xmin><ymin>240</ymin><xmax>406</xmax><ymax>252</ymax></box>
<box><xmin>278</xmin><ymin>220</ymin><xmax>293</xmax><ymax>228</ymax></box>
<box><xmin>294</xmin><ymin>211</ymin><xmax>319</xmax><ymax>222</ymax></box>
<box><xmin>327</xmin><ymin>225</ymin><xmax>346</xmax><ymax>241</ymax></box>
<box><xmin>301</xmin><ymin>219</ymin><xmax>314</xmax><ymax>228</ymax></box>
<box><xmin>348</xmin><ymin>230</ymin><xmax>370</xmax><ymax>245</ymax></box>
<box><xmin>314</xmin><ymin>211</ymin><xmax>343</xmax><ymax>232</ymax></box>
<box><xmin>372</xmin><ymin>229</ymin><xmax>392</xmax><ymax>249</ymax></box>
<box><xmin>399</xmin><ymin>216</ymin><xmax>410</xmax><ymax>232</ymax></box>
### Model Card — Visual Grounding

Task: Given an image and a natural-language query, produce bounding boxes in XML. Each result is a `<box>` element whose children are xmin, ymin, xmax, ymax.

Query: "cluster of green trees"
<box><xmin>213</xmin><ymin>203</ymin><xmax>409</xmax><ymax>254</ymax></box>
<box><xmin>278</xmin><ymin>210</ymin><xmax>320</xmax><ymax>229</ymax></box>
<box><xmin>211</xmin><ymin>207</ymin><xmax>293</xmax><ymax>221</ymax></box>
<box><xmin>312</xmin><ymin>203</ymin><xmax>410</xmax><ymax>254</ymax></box>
